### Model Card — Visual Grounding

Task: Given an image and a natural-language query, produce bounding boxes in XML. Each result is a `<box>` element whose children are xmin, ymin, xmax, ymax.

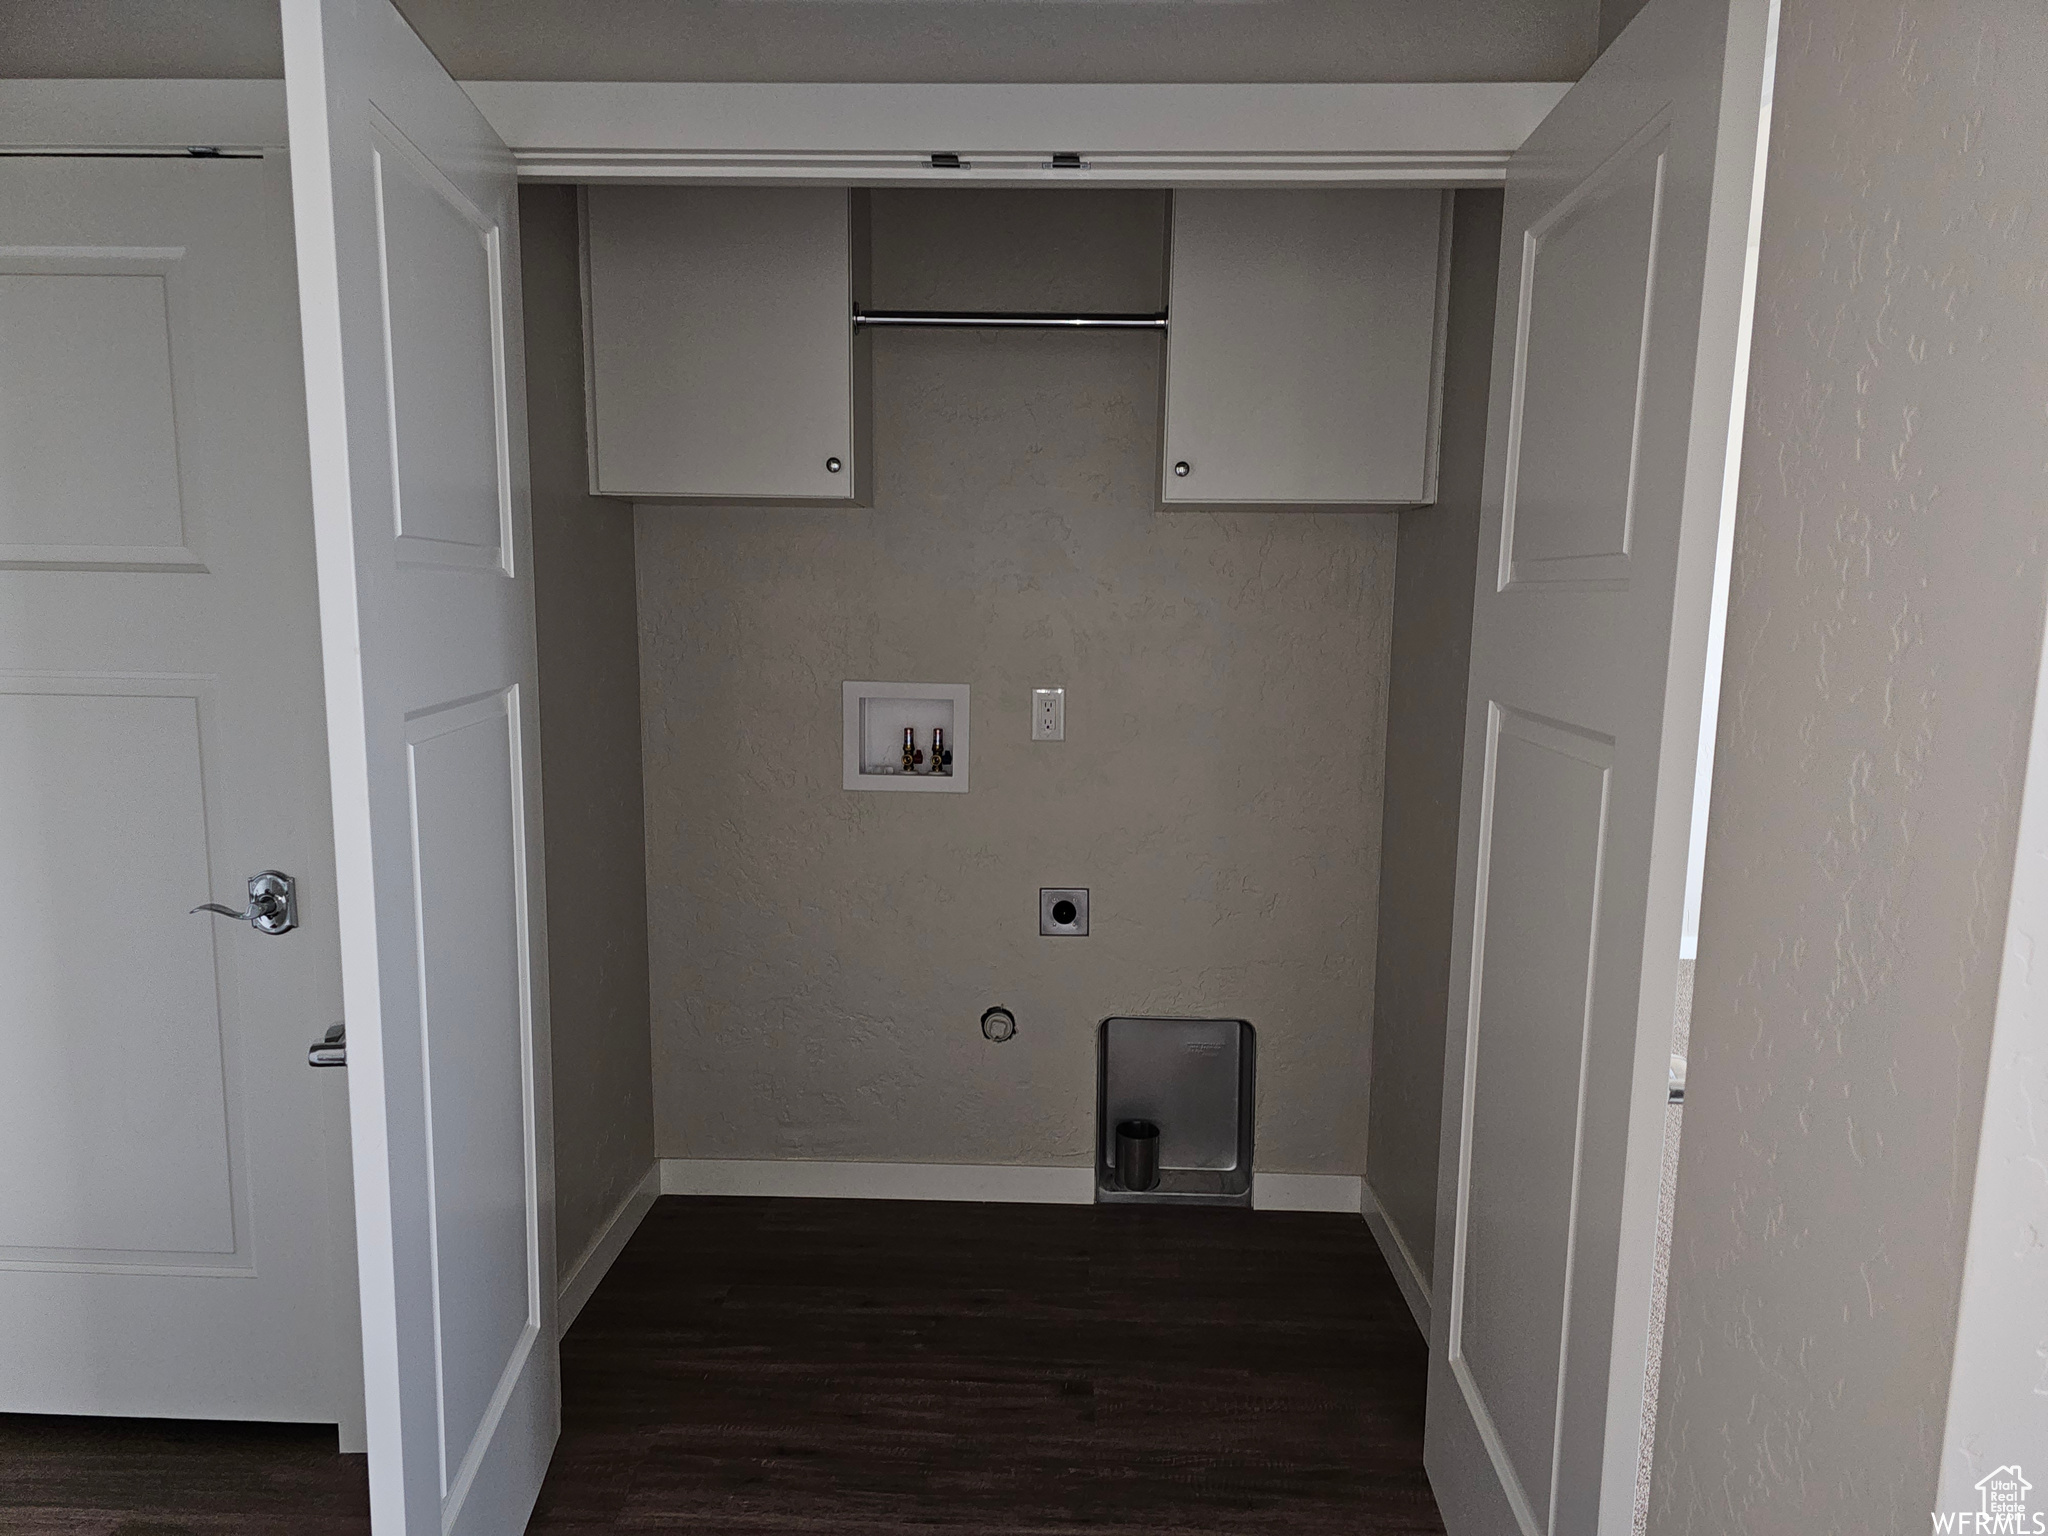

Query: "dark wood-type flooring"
<box><xmin>0</xmin><ymin>1197</ymin><xmax>1442</xmax><ymax>1535</ymax></box>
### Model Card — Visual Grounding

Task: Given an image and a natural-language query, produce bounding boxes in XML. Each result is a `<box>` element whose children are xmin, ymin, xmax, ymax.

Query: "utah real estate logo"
<box><xmin>1934</xmin><ymin>1465</ymin><xmax>2042</xmax><ymax>1534</ymax></box>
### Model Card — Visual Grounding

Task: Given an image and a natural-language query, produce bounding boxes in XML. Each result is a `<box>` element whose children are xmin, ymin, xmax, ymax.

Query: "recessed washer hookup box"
<box><xmin>1096</xmin><ymin>1017</ymin><xmax>1254</xmax><ymax>1207</ymax></box>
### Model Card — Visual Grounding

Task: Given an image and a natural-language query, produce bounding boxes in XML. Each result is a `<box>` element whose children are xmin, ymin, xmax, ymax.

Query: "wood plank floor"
<box><xmin>0</xmin><ymin>1415</ymin><xmax>369</xmax><ymax>1535</ymax></box>
<box><xmin>0</xmin><ymin>1197</ymin><xmax>1442</xmax><ymax>1535</ymax></box>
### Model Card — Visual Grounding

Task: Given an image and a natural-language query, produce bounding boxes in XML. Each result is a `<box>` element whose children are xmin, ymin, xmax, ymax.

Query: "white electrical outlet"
<box><xmin>1032</xmin><ymin>687</ymin><xmax>1065</xmax><ymax>741</ymax></box>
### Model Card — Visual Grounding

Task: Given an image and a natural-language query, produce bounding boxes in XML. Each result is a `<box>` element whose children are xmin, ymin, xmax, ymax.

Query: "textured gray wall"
<box><xmin>3</xmin><ymin>0</ymin><xmax>1601</xmax><ymax>83</ymax></box>
<box><xmin>637</xmin><ymin>190</ymin><xmax>1394</xmax><ymax>1173</ymax></box>
<box><xmin>519</xmin><ymin>186</ymin><xmax>655</xmax><ymax>1279</ymax></box>
<box><xmin>1364</xmin><ymin>189</ymin><xmax>1502</xmax><ymax>1288</ymax></box>
<box><xmin>0</xmin><ymin>0</ymin><xmax>286</xmax><ymax>77</ymax></box>
<box><xmin>1597</xmin><ymin>0</ymin><xmax>1654</xmax><ymax>51</ymax></box>
<box><xmin>398</xmin><ymin>0</ymin><xmax>1601</xmax><ymax>84</ymax></box>
<box><xmin>1650</xmin><ymin>2</ymin><xmax>2048</xmax><ymax>1528</ymax></box>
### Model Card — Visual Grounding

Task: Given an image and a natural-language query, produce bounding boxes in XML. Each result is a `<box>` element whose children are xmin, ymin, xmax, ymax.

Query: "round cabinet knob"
<box><xmin>825</xmin><ymin>456</ymin><xmax>844</xmax><ymax>474</ymax></box>
<box><xmin>981</xmin><ymin>1006</ymin><xmax>1017</xmax><ymax>1043</ymax></box>
<box><xmin>1172</xmin><ymin>460</ymin><xmax>1191</xmax><ymax>478</ymax></box>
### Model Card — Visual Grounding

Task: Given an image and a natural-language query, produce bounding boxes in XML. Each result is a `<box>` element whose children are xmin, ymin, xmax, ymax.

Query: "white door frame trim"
<box><xmin>458</xmin><ymin>81</ymin><xmax>1570</xmax><ymax>186</ymax></box>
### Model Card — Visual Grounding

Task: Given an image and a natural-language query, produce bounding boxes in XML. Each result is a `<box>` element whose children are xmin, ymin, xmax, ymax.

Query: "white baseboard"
<box><xmin>655</xmin><ymin>1159</ymin><xmax>1376</xmax><ymax>1217</ymax></box>
<box><xmin>658</xmin><ymin>1158</ymin><xmax>1095</xmax><ymax>1204</ymax></box>
<box><xmin>557</xmin><ymin>1162</ymin><xmax>659</xmax><ymax>1336</ymax></box>
<box><xmin>1362</xmin><ymin>1184</ymin><xmax>1432</xmax><ymax>1337</ymax></box>
<box><xmin>1251</xmin><ymin>1172</ymin><xmax>1364</xmax><ymax>1213</ymax></box>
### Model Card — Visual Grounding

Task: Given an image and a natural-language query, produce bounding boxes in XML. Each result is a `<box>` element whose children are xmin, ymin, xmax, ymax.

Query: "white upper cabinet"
<box><xmin>1161</xmin><ymin>189</ymin><xmax>1450</xmax><ymax>508</ymax></box>
<box><xmin>582</xmin><ymin>185</ymin><xmax>869</xmax><ymax>502</ymax></box>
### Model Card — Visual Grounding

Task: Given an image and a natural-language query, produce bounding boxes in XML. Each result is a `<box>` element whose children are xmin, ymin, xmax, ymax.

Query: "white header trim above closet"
<box><xmin>0</xmin><ymin>79</ymin><xmax>1569</xmax><ymax>185</ymax></box>
<box><xmin>458</xmin><ymin>81</ymin><xmax>1572</xmax><ymax>186</ymax></box>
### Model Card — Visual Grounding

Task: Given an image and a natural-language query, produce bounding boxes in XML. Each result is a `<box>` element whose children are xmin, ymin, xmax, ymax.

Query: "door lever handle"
<box><xmin>308</xmin><ymin>1023</ymin><xmax>346</xmax><ymax>1068</ymax></box>
<box><xmin>191</xmin><ymin>871</ymin><xmax>297</xmax><ymax>935</ymax></box>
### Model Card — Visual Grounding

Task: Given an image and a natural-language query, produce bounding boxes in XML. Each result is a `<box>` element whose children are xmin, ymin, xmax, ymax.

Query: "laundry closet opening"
<box><xmin>521</xmin><ymin>175</ymin><xmax>1711</xmax><ymax>1519</ymax></box>
<box><xmin>526</xmin><ymin>182</ymin><xmax>1441</xmax><ymax>1241</ymax></box>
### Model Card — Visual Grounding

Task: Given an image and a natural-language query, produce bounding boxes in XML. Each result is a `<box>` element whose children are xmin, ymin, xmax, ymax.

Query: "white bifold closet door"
<box><xmin>1426</xmin><ymin>0</ymin><xmax>1776</xmax><ymax>1531</ymax></box>
<box><xmin>281</xmin><ymin>1</ymin><xmax>559</xmax><ymax>1531</ymax></box>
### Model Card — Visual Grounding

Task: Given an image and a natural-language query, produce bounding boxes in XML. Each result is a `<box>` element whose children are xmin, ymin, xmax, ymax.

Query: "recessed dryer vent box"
<box><xmin>843</xmin><ymin>681</ymin><xmax>969</xmax><ymax>792</ymax></box>
<box><xmin>1097</xmin><ymin>1017</ymin><xmax>1254</xmax><ymax>1206</ymax></box>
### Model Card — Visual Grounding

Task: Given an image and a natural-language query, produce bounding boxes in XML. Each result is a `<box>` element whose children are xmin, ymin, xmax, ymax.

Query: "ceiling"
<box><xmin>1</xmin><ymin>0</ymin><xmax>1602</xmax><ymax>84</ymax></box>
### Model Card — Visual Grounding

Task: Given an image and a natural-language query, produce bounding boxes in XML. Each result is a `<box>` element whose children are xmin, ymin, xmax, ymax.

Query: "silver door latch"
<box><xmin>191</xmin><ymin>870</ymin><xmax>297</xmax><ymax>935</ymax></box>
<box><xmin>308</xmin><ymin>1023</ymin><xmax>346</xmax><ymax>1068</ymax></box>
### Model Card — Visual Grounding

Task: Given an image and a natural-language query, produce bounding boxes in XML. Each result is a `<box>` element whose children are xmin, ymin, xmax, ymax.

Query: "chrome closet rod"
<box><xmin>853</xmin><ymin>306</ymin><xmax>1168</xmax><ymax>331</ymax></box>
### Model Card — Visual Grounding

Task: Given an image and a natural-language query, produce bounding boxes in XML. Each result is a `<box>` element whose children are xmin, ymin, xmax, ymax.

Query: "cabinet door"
<box><xmin>583</xmin><ymin>186</ymin><xmax>866</xmax><ymax>502</ymax></box>
<box><xmin>1162</xmin><ymin>189</ymin><xmax>1449</xmax><ymax>508</ymax></box>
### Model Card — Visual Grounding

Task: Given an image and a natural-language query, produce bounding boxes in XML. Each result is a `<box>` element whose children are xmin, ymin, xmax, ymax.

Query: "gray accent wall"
<box><xmin>1363</xmin><ymin>191</ymin><xmax>1504</xmax><ymax>1288</ymax></box>
<box><xmin>519</xmin><ymin>185</ymin><xmax>655</xmax><ymax>1281</ymax></box>
<box><xmin>4</xmin><ymin>0</ymin><xmax>1603</xmax><ymax>84</ymax></box>
<box><xmin>636</xmin><ymin>190</ymin><xmax>1396</xmax><ymax>1174</ymax></box>
<box><xmin>399</xmin><ymin>0</ymin><xmax>1601</xmax><ymax>84</ymax></box>
<box><xmin>1649</xmin><ymin>2</ymin><xmax>2048</xmax><ymax>1526</ymax></box>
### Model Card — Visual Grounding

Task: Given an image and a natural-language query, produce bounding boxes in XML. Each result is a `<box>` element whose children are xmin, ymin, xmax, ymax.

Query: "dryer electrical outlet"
<box><xmin>1032</xmin><ymin>687</ymin><xmax>1064</xmax><ymax>741</ymax></box>
<box><xmin>1040</xmin><ymin>888</ymin><xmax>1088</xmax><ymax>936</ymax></box>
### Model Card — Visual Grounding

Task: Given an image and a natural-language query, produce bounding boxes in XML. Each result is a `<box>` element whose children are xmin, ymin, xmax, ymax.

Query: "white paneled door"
<box><xmin>1427</xmin><ymin>0</ymin><xmax>1776</xmax><ymax>1531</ymax></box>
<box><xmin>282</xmin><ymin>0</ymin><xmax>559</xmax><ymax>1530</ymax></box>
<box><xmin>0</xmin><ymin>141</ymin><xmax>359</xmax><ymax>1429</ymax></box>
